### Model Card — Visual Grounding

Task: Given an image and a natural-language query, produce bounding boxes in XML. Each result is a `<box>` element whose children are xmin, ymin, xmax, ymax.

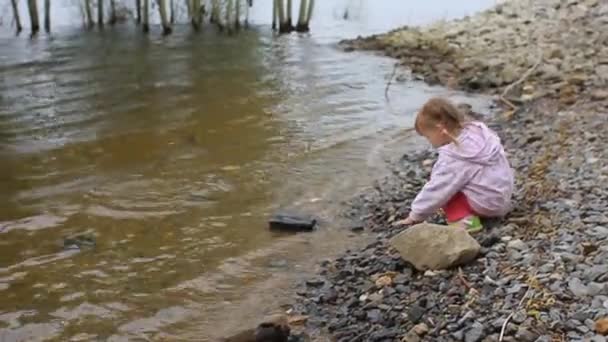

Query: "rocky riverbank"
<box><xmin>289</xmin><ymin>98</ymin><xmax>608</xmax><ymax>341</ymax></box>
<box><xmin>278</xmin><ymin>0</ymin><xmax>608</xmax><ymax>341</ymax></box>
<box><xmin>340</xmin><ymin>0</ymin><xmax>608</xmax><ymax>106</ymax></box>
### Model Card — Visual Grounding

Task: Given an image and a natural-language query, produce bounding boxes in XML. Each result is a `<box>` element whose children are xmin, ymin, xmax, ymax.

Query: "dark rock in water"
<box><xmin>306</xmin><ymin>278</ymin><xmax>325</xmax><ymax>287</ymax></box>
<box><xmin>220</xmin><ymin>314</ymin><xmax>290</xmax><ymax>342</ymax></box>
<box><xmin>269</xmin><ymin>259</ymin><xmax>289</xmax><ymax>269</ymax></box>
<box><xmin>63</xmin><ymin>232</ymin><xmax>96</xmax><ymax>251</ymax></box>
<box><xmin>269</xmin><ymin>213</ymin><xmax>317</xmax><ymax>232</ymax></box>
<box><xmin>255</xmin><ymin>322</ymin><xmax>291</xmax><ymax>342</ymax></box>
<box><xmin>349</xmin><ymin>221</ymin><xmax>365</xmax><ymax>232</ymax></box>
<box><xmin>287</xmin><ymin>333</ymin><xmax>308</xmax><ymax>342</ymax></box>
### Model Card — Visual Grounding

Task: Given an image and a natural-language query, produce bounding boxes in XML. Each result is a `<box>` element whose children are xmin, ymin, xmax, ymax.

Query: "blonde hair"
<box><xmin>415</xmin><ymin>97</ymin><xmax>466</xmax><ymax>143</ymax></box>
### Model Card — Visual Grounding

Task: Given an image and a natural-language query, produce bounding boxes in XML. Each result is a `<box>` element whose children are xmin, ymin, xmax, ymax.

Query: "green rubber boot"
<box><xmin>449</xmin><ymin>215</ymin><xmax>483</xmax><ymax>234</ymax></box>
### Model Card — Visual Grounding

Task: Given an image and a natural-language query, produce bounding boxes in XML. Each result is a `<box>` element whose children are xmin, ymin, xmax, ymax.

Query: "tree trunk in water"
<box><xmin>44</xmin><ymin>0</ymin><xmax>50</xmax><ymax>33</ymax></box>
<box><xmin>277</xmin><ymin>0</ymin><xmax>287</xmax><ymax>33</ymax></box>
<box><xmin>235</xmin><ymin>0</ymin><xmax>240</xmax><ymax>30</ymax></box>
<box><xmin>272</xmin><ymin>0</ymin><xmax>276</xmax><ymax>30</ymax></box>
<box><xmin>244</xmin><ymin>0</ymin><xmax>249</xmax><ymax>27</ymax></box>
<box><xmin>170</xmin><ymin>0</ymin><xmax>175</xmax><ymax>24</ymax></box>
<box><xmin>211</xmin><ymin>0</ymin><xmax>221</xmax><ymax>25</ymax></box>
<box><xmin>27</xmin><ymin>0</ymin><xmax>40</xmax><ymax>36</ymax></box>
<box><xmin>98</xmin><ymin>0</ymin><xmax>104</xmax><ymax>28</ymax></box>
<box><xmin>296</xmin><ymin>0</ymin><xmax>308</xmax><ymax>32</ymax></box>
<box><xmin>109</xmin><ymin>0</ymin><xmax>116</xmax><ymax>24</ymax></box>
<box><xmin>10</xmin><ymin>0</ymin><xmax>22</xmax><ymax>35</ymax></box>
<box><xmin>135</xmin><ymin>0</ymin><xmax>141</xmax><ymax>23</ymax></box>
<box><xmin>225</xmin><ymin>0</ymin><xmax>233</xmax><ymax>33</ymax></box>
<box><xmin>142</xmin><ymin>0</ymin><xmax>149</xmax><ymax>32</ymax></box>
<box><xmin>212</xmin><ymin>0</ymin><xmax>222</xmax><ymax>31</ymax></box>
<box><xmin>286</xmin><ymin>0</ymin><xmax>292</xmax><ymax>29</ymax></box>
<box><xmin>184</xmin><ymin>0</ymin><xmax>191</xmax><ymax>21</ymax></box>
<box><xmin>78</xmin><ymin>1</ymin><xmax>86</xmax><ymax>26</ymax></box>
<box><xmin>157</xmin><ymin>0</ymin><xmax>172</xmax><ymax>35</ymax></box>
<box><xmin>305</xmin><ymin>0</ymin><xmax>313</xmax><ymax>27</ymax></box>
<box><xmin>191</xmin><ymin>0</ymin><xmax>201</xmax><ymax>30</ymax></box>
<box><xmin>84</xmin><ymin>0</ymin><xmax>94</xmax><ymax>28</ymax></box>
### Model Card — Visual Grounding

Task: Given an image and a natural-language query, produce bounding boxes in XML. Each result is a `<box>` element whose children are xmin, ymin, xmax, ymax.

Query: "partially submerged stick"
<box><xmin>385</xmin><ymin>62</ymin><xmax>399</xmax><ymax>102</ymax></box>
<box><xmin>499</xmin><ymin>48</ymin><xmax>543</xmax><ymax>116</ymax></box>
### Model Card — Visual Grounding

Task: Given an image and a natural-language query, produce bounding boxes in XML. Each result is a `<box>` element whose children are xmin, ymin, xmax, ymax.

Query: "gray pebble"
<box><xmin>512</xmin><ymin>310</ymin><xmax>527</xmax><ymax>324</ymax></box>
<box><xmin>515</xmin><ymin>327</ymin><xmax>538</xmax><ymax>342</ymax></box>
<box><xmin>589</xmin><ymin>335</ymin><xmax>607</xmax><ymax>342</ymax></box>
<box><xmin>464</xmin><ymin>322</ymin><xmax>485</xmax><ymax>342</ymax></box>
<box><xmin>569</xmin><ymin>277</ymin><xmax>590</xmax><ymax>297</ymax></box>
<box><xmin>507</xmin><ymin>239</ymin><xmax>528</xmax><ymax>251</ymax></box>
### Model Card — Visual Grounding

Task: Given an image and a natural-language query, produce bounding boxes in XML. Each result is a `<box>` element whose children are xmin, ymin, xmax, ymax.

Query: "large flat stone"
<box><xmin>390</xmin><ymin>223</ymin><xmax>481</xmax><ymax>271</ymax></box>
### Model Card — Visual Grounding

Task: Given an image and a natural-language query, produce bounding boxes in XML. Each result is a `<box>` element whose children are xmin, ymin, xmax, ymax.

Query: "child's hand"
<box><xmin>394</xmin><ymin>216</ymin><xmax>420</xmax><ymax>226</ymax></box>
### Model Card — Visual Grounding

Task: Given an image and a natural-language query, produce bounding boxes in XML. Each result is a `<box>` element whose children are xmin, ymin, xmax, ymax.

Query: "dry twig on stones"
<box><xmin>499</xmin><ymin>287</ymin><xmax>532</xmax><ymax>342</ymax></box>
<box><xmin>457</xmin><ymin>267</ymin><xmax>474</xmax><ymax>290</ymax></box>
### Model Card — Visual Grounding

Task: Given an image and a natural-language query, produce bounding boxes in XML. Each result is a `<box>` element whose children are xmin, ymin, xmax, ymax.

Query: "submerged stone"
<box><xmin>269</xmin><ymin>213</ymin><xmax>317</xmax><ymax>232</ymax></box>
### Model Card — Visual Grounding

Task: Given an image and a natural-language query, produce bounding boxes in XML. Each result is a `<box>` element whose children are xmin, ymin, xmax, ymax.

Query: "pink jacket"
<box><xmin>409</xmin><ymin>121</ymin><xmax>514</xmax><ymax>221</ymax></box>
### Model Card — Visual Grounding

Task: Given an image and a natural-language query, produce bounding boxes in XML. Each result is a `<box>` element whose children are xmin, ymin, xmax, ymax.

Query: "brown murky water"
<box><xmin>0</xmin><ymin>1</ymin><xmax>496</xmax><ymax>340</ymax></box>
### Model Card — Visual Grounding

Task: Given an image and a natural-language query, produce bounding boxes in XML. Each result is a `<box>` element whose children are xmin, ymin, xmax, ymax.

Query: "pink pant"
<box><xmin>443</xmin><ymin>192</ymin><xmax>477</xmax><ymax>222</ymax></box>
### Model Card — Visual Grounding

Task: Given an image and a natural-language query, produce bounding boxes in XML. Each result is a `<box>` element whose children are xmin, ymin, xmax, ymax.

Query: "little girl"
<box><xmin>398</xmin><ymin>97</ymin><xmax>514</xmax><ymax>232</ymax></box>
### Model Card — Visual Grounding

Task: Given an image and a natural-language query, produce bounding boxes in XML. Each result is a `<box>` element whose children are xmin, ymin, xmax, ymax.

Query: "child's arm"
<box><xmin>408</xmin><ymin>159</ymin><xmax>473</xmax><ymax>222</ymax></box>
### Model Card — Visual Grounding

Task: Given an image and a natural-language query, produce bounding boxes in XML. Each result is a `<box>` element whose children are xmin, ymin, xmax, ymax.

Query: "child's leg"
<box><xmin>443</xmin><ymin>192</ymin><xmax>475</xmax><ymax>222</ymax></box>
<box><xmin>443</xmin><ymin>192</ymin><xmax>483</xmax><ymax>233</ymax></box>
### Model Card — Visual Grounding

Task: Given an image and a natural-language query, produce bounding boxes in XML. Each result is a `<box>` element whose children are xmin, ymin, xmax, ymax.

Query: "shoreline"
<box><xmin>339</xmin><ymin>0</ymin><xmax>608</xmax><ymax>105</ymax></box>
<box><xmin>277</xmin><ymin>0</ymin><xmax>608</xmax><ymax>341</ymax></box>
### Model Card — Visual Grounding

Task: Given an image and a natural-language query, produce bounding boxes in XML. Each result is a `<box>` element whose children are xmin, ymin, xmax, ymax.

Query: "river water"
<box><xmin>0</xmin><ymin>1</ymin><xmax>496</xmax><ymax>341</ymax></box>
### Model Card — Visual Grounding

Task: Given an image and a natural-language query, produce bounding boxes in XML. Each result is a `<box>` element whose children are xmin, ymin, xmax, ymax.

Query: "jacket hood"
<box><xmin>438</xmin><ymin>121</ymin><xmax>504</xmax><ymax>166</ymax></box>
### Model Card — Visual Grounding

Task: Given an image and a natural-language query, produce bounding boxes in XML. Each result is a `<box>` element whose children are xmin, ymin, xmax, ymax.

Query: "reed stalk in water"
<box><xmin>191</xmin><ymin>0</ymin><xmax>201</xmax><ymax>30</ymax></box>
<box><xmin>286</xmin><ymin>0</ymin><xmax>293</xmax><ymax>30</ymax></box>
<box><xmin>135</xmin><ymin>0</ymin><xmax>141</xmax><ymax>23</ymax></box>
<box><xmin>84</xmin><ymin>0</ymin><xmax>94</xmax><ymax>28</ymax></box>
<box><xmin>272</xmin><ymin>0</ymin><xmax>277</xmax><ymax>30</ymax></box>
<box><xmin>97</xmin><ymin>0</ymin><xmax>104</xmax><ymax>28</ymax></box>
<box><xmin>212</xmin><ymin>0</ymin><xmax>223</xmax><ymax>31</ymax></box>
<box><xmin>10</xmin><ymin>0</ymin><xmax>22</xmax><ymax>35</ymax></box>
<box><xmin>142</xmin><ymin>0</ymin><xmax>149</xmax><ymax>32</ymax></box>
<box><xmin>210</xmin><ymin>0</ymin><xmax>219</xmax><ymax>23</ymax></box>
<box><xmin>235</xmin><ymin>0</ymin><xmax>241</xmax><ymax>29</ymax></box>
<box><xmin>44</xmin><ymin>0</ymin><xmax>51</xmax><ymax>33</ymax></box>
<box><xmin>225</xmin><ymin>0</ymin><xmax>233</xmax><ymax>33</ymax></box>
<box><xmin>109</xmin><ymin>0</ymin><xmax>117</xmax><ymax>24</ymax></box>
<box><xmin>296</xmin><ymin>0</ymin><xmax>306</xmax><ymax>31</ymax></box>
